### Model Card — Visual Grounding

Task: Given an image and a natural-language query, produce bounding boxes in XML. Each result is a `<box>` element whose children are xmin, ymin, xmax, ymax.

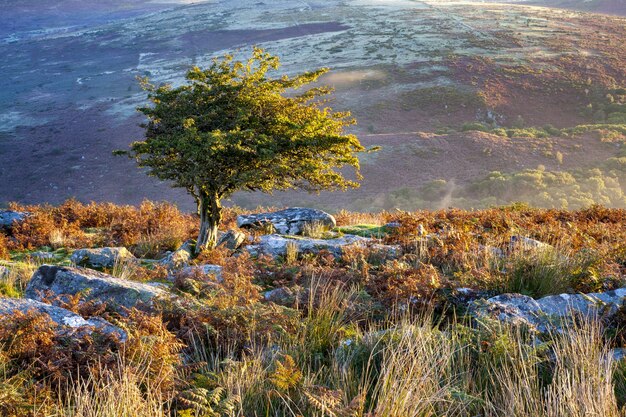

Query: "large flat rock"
<box><xmin>0</xmin><ymin>297</ymin><xmax>125</xmax><ymax>340</ymax></box>
<box><xmin>245</xmin><ymin>234</ymin><xmax>400</xmax><ymax>259</ymax></box>
<box><xmin>26</xmin><ymin>265</ymin><xmax>166</xmax><ymax>311</ymax></box>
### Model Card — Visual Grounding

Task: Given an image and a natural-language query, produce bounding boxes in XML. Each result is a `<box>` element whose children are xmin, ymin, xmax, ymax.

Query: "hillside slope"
<box><xmin>0</xmin><ymin>0</ymin><xmax>624</xmax><ymax>210</ymax></box>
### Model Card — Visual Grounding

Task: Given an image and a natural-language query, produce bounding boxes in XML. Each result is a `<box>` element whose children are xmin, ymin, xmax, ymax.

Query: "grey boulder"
<box><xmin>0</xmin><ymin>297</ymin><xmax>125</xmax><ymax>340</ymax></box>
<box><xmin>217</xmin><ymin>229</ymin><xmax>246</xmax><ymax>250</ymax></box>
<box><xmin>472</xmin><ymin>288</ymin><xmax>626</xmax><ymax>333</ymax></box>
<box><xmin>0</xmin><ymin>210</ymin><xmax>29</xmax><ymax>230</ymax></box>
<box><xmin>70</xmin><ymin>247</ymin><xmax>135</xmax><ymax>268</ymax></box>
<box><xmin>237</xmin><ymin>208</ymin><xmax>336</xmax><ymax>235</ymax></box>
<box><xmin>264</xmin><ymin>286</ymin><xmax>304</xmax><ymax>306</ymax></box>
<box><xmin>26</xmin><ymin>265</ymin><xmax>166</xmax><ymax>311</ymax></box>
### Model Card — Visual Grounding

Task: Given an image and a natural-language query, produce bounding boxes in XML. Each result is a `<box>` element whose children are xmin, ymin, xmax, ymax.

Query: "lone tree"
<box><xmin>118</xmin><ymin>48</ymin><xmax>367</xmax><ymax>252</ymax></box>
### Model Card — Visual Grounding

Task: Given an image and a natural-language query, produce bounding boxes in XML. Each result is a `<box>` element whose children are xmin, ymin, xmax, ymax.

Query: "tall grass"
<box><xmin>0</xmin><ymin>259</ymin><xmax>39</xmax><ymax>297</ymax></box>
<box><xmin>167</xmin><ymin>278</ymin><xmax>626</xmax><ymax>417</ymax></box>
<box><xmin>59</xmin><ymin>367</ymin><xmax>169</xmax><ymax>417</ymax></box>
<box><xmin>2</xmin><ymin>304</ymin><xmax>624</xmax><ymax>416</ymax></box>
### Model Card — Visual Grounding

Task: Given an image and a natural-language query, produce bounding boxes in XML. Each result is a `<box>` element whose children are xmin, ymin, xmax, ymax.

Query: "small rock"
<box><xmin>217</xmin><ymin>229</ymin><xmax>246</xmax><ymax>250</ymax></box>
<box><xmin>0</xmin><ymin>297</ymin><xmax>126</xmax><ymax>340</ymax></box>
<box><xmin>179</xmin><ymin>264</ymin><xmax>223</xmax><ymax>282</ymax></box>
<box><xmin>264</xmin><ymin>287</ymin><xmax>296</xmax><ymax>305</ymax></box>
<box><xmin>159</xmin><ymin>240</ymin><xmax>193</xmax><ymax>269</ymax></box>
<box><xmin>237</xmin><ymin>207</ymin><xmax>336</xmax><ymax>235</ymax></box>
<box><xmin>0</xmin><ymin>210</ymin><xmax>29</xmax><ymax>231</ymax></box>
<box><xmin>264</xmin><ymin>286</ymin><xmax>309</xmax><ymax>306</ymax></box>
<box><xmin>70</xmin><ymin>247</ymin><xmax>135</xmax><ymax>268</ymax></box>
<box><xmin>26</xmin><ymin>265</ymin><xmax>167</xmax><ymax>311</ymax></box>
<box><xmin>367</xmin><ymin>243</ymin><xmax>403</xmax><ymax>261</ymax></box>
<box><xmin>0</xmin><ymin>266</ymin><xmax>8</xmax><ymax>278</ymax></box>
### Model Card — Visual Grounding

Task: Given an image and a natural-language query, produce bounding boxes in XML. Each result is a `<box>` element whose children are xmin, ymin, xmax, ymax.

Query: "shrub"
<box><xmin>462</xmin><ymin>121</ymin><xmax>491</xmax><ymax>132</ymax></box>
<box><xmin>6</xmin><ymin>200</ymin><xmax>196</xmax><ymax>254</ymax></box>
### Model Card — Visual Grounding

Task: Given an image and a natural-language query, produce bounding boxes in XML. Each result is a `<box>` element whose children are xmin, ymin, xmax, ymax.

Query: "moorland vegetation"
<box><xmin>1</xmin><ymin>200</ymin><xmax>626</xmax><ymax>416</ymax></box>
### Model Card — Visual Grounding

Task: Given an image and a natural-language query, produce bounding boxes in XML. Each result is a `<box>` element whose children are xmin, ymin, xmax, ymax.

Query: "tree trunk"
<box><xmin>195</xmin><ymin>191</ymin><xmax>222</xmax><ymax>254</ymax></box>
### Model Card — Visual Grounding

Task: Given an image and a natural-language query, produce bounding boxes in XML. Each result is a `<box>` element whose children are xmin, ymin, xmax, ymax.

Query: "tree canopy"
<box><xmin>118</xmin><ymin>47</ymin><xmax>368</xmax><ymax>250</ymax></box>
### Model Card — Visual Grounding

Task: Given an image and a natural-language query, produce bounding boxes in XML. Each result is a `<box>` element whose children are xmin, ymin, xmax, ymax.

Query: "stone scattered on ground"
<box><xmin>217</xmin><ymin>229</ymin><xmax>246</xmax><ymax>250</ymax></box>
<box><xmin>178</xmin><ymin>264</ymin><xmax>223</xmax><ymax>282</ymax></box>
<box><xmin>0</xmin><ymin>210</ymin><xmax>29</xmax><ymax>230</ymax></box>
<box><xmin>237</xmin><ymin>207</ymin><xmax>336</xmax><ymax>235</ymax></box>
<box><xmin>0</xmin><ymin>297</ymin><xmax>126</xmax><ymax>340</ymax></box>
<box><xmin>0</xmin><ymin>265</ymin><xmax>8</xmax><ymax>278</ymax></box>
<box><xmin>70</xmin><ymin>247</ymin><xmax>135</xmax><ymax>268</ymax></box>
<box><xmin>472</xmin><ymin>288</ymin><xmax>626</xmax><ymax>333</ymax></box>
<box><xmin>159</xmin><ymin>240</ymin><xmax>194</xmax><ymax>269</ymax></box>
<box><xmin>26</xmin><ymin>265</ymin><xmax>166</xmax><ymax>311</ymax></box>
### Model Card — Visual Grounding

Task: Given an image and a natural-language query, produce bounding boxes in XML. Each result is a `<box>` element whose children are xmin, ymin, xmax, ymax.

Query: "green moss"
<box><xmin>336</xmin><ymin>224</ymin><xmax>391</xmax><ymax>238</ymax></box>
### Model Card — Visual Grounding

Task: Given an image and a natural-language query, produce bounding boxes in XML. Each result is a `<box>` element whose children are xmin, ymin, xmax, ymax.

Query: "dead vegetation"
<box><xmin>1</xmin><ymin>201</ymin><xmax>626</xmax><ymax>415</ymax></box>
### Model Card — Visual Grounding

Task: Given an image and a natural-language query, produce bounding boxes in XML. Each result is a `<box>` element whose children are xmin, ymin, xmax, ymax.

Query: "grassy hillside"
<box><xmin>1</xmin><ymin>0</ymin><xmax>625</xmax><ymax>210</ymax></box>
<box><xmin>1</xmin><ymin>201</ymin><xmax>626</xmax><ymax>416</ymax></box>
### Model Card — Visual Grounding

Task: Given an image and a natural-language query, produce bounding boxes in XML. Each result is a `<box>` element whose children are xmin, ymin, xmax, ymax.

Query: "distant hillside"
<box><xmin>539</xmin><ymin>0</ymin><xmax>626</xmax><ymax>15</ymax></box>
<box><xmin>477</xmin><ymin>0</ymin><xmax>626</xmax><ymax>16</ymax></box>
<box><xmin>1</xmin><ymin>0</ymin><xmax>625</xmax><ymax>211</ymax></box>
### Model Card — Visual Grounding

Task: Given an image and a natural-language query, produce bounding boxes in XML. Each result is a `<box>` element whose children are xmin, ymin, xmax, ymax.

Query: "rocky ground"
<box><xmin>1</xmin><ymin>201</ymin><xmax>625</xmax><ymax>415</ymax></box>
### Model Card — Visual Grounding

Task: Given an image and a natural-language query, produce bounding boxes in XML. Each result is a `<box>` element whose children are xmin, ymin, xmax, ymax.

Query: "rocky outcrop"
<box><xmin>246</xmin><ymin>234</ymin><xmax>367</xmax><ymax>258</ymax></box>
<box><xmin>237</xmin><ymin>208</ymin><xmax>336</xmax><ymax>235</ymax></box>
<box><xmin>0</xmin><ymin>297</ymin><xmax>125</xmax><ymax>340</ymax></box>
<box><xmin>217</xmin><ymin>230</ymin><xmax>246</xmax><ymax>250</ymax></box>
<box><xmin>70</xmin><ymin>247</ymin><xmax>135</xmax><ymax>268</ymax></box>
<box><xmin>26</xmin><ymin>265</ymin><xmax>166</xmax><ymax>311</ymax></box>
<box><xmin>0</xmin><ymin>210</ymin><xmax>29</xmax><ymax>230</ymax></box>
<box><xmin>472</xmin><ymin>288</ymin><xmax>626</xmax><ymax>333</ymax></box>
<box><xmin>246</xmin><ymin>234</ymin><xmax>401</xmax><ymax>259</ymax></box>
